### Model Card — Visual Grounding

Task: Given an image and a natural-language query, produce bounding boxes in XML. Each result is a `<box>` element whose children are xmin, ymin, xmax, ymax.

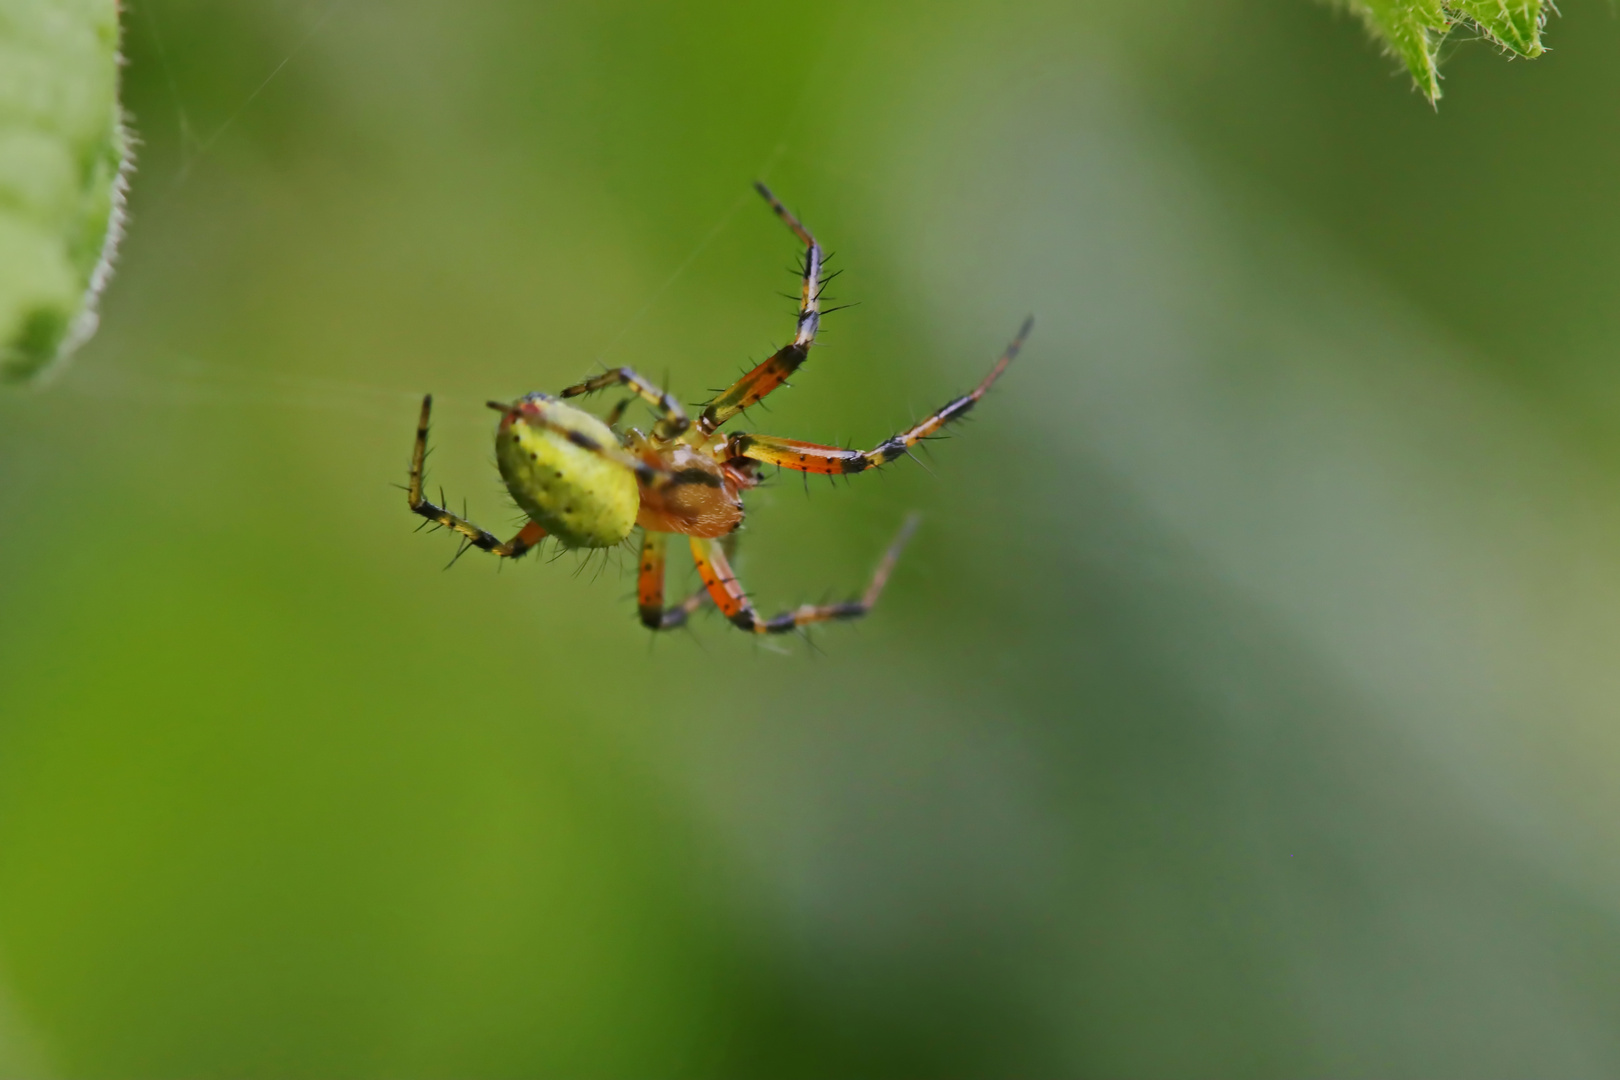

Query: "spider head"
<box><xmin>490</xmin><ymin>394</ymin><xmax>639</xmax><ymax>549</ymax></box>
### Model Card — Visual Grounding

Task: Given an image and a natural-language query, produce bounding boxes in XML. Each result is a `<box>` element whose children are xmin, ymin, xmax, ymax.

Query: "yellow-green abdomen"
<box><xmin>495</xmin><ymin>399</ymin><xmax>638</xmax><ymax>548</ymax></box>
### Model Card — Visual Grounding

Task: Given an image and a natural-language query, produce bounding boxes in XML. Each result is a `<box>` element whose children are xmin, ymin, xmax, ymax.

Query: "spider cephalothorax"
<box><xmin>407</xmin><ymin>183</ymin><xmax>1030</xmax><ymax>634</ymax></box>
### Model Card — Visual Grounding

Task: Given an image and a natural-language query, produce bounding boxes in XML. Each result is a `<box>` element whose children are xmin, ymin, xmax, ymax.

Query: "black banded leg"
<box><xmin>408</xmin><ymin>395</ymin><xmax>548</xmax><ymax>558</ymax></box>
<box><xmin>689</xmin><ymin>515</ymin><xmax>920</xmax><ymax>635</ymax></box>
<box><xmin>558</xmin><ymin>368</ymin><xmax>690</xmax><ymax>439</ymax></box>
<box><xmin>723</xmin><ymin>317</ymin><xmax>1033</xmax><ymax>475</ymax></box>
<box><xmin>696</xmin><ymin>183</ymin><xmax>826</xmax><ymax>436</ymax></box>
<box><xmin>637</xmin><ymin>529</ymin><xmax>709</xmax><ymax>630</ymax></box>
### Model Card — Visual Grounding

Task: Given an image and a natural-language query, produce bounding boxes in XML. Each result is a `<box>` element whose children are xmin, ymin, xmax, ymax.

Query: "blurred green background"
<box><xmin>5</xmin><ymin>0</ymin><xmax>1620</xmax><ymax>1075</ymax></box>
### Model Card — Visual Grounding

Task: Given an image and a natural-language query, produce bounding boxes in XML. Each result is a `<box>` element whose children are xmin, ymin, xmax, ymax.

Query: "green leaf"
<box><xmin>0</xmin><ymin>0</ymin><xmax>130</xmax><ymax>385</ymax></box>
<box><xmin>1334</xmin><ymin>0</ymin><xmax>1550</xmax><ymax>103</ymax></box>
<box><xmin>1451</xmin><ymin>0</ymin><xmax>1547</xmax><ymax>57</ymax></box>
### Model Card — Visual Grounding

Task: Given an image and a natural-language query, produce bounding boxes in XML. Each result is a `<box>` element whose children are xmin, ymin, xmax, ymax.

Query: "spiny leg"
<box><xmin>408</xmin><ymin>395</ymin><xmax>548</xmax><ymax>558</ymax></box>
<box><xmin>558</xmin><ymin>368</ymin><xmax>689</xmax><ymax>439</ymax></box>
<box><xmin>696</xmin><ymin>182</ymin><xmax>825</xmax><ymax>436</ymax></box>
<box><xmin>637</xmin><ymin>529</ymin><xmax>710</xmax><ymax>630</ymax></box>
<box><xmin>723</xmin><ymin>316</ymin><xmax>1033</xmax><ymax>475</ymax></box>
<box><xmin>689</xmin><ymin>515</ymin><xmax>920</xmax><ymax>635</ymax></box>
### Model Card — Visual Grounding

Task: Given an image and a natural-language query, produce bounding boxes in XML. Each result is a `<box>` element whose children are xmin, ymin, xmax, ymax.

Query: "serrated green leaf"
<box><xmin>0</xmin><ymin>0</ymin><xmax>129</xmax><ymax>385</ymax></box>
<box><xmin>1451</xmin><ymin>0</ymin><xmax>1546</xmax><ymax>57</ymax></box>
<box><xmin>1341</xmin><ymin>0</ymin><xmax>1450</xmax><ymax>101</ymax></box>
<box><xmin>1334</xmin><ymin>0</ymin><xmax>1550</xmax><ymax>103</ymax></box>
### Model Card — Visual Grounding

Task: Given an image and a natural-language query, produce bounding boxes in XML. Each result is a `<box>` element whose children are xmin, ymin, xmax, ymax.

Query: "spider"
<box><xmin>406</xmin><ymin>182</ymin><xmax>1031</xmax><ymax>635</ymax></box>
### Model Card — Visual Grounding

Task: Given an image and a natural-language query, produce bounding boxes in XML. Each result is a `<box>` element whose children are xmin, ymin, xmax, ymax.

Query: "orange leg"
<box><xmin>689</xmin><ymin>515</ymin><xmax>919</xmax><ymax>634</ymax></box>
<box><xmin>408</xmin><ymin>394</ymin><xmax>548</xmax><ymax>558</ymax></box>
<box><xmin>723</xmin><ymin>317</ymin><xmax>1032</xmax><ymax>475</ymax></box>
<box><xmin>637</xmin><ymin>529</ymin><xmax>710</xmax><ymax>630</ymax></box>
<box><xmin>696</xmin><ymin>183</ymin><xmax>825</xmax><ymax>436</ymax></box>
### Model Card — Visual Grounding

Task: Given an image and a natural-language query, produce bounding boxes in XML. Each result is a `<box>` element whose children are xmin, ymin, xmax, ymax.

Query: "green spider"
<box><xmin>407</xmin><ymin>183</ymin><xmax>1031</xmax><ymax>634</ymax></box>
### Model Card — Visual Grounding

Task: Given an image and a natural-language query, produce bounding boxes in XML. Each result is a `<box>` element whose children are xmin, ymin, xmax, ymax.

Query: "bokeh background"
<box><xmin>4</xmin><ymin>0</ymin><xmax>1620</xmax><ymax>1075</ymax></box>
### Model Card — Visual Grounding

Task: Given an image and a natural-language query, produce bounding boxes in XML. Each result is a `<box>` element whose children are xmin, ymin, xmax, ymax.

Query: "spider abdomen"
<box><xmin>495</xmin><ymin>398</ymin><xmax>638</xmax><ymax>548</ymax></box>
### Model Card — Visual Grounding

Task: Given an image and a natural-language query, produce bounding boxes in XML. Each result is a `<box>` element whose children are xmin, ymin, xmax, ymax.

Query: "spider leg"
<box><xmin>689</xmin><ymin>514</ymin><xmax>919</xmax><ymax>635</ymax></box>
<box><xmin>722</xmin><ymin>317</ymin><xmax>1032</xmax><ymax>475</ymax></box>
<box><xmin>604</xmin><ymin>396</ymin><xmax>635</xmax><ymax>429</ymax></box>
<box><xmin>408</xmin><ymin>395</ymin><xmax>548</xmax><ymax>557</ymax></box>
<box><xmin>696</xmin><ymin>183</ymin><xmax>824</xmax><ymax>436</ymax></box>
<box><xmin>637</xmin><ymin>529</ymin><xmax>710</xmax><ymax>630</ymax></box>
<box><xmin>558</xmin><ymin>368</ymin><xmax>690</xmax><ymax>439</ymax></box>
